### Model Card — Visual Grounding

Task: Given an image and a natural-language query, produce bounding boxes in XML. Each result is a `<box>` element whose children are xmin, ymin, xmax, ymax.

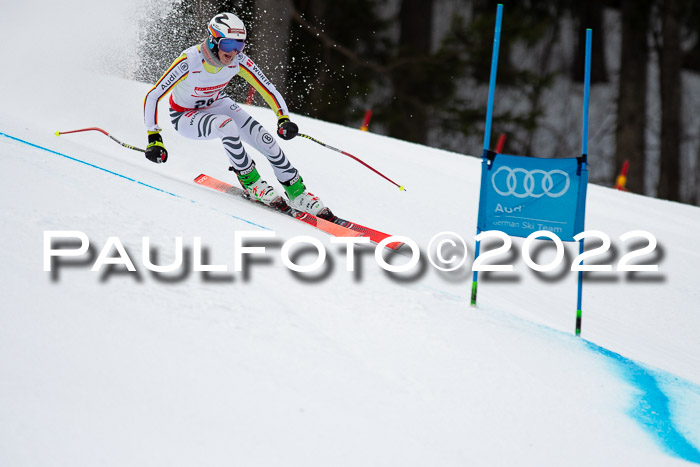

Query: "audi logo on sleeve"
<box><xmin>491</xmin><ymin>166</ymin><xmax>570</xmax><ymax>198</ymax></box>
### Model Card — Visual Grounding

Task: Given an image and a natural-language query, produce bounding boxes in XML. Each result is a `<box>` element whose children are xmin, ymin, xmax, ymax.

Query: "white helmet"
<box><xmin>207</xmin><ymin>13</ymin><xmax>247</xmax><ymax>53</ymax></box>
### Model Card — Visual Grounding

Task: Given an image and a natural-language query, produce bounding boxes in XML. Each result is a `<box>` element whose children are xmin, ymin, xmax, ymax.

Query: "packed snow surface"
<box><xmin>1</xmin><ymin>2</ymin><xmax>699</xmax><ymax>466</ymax></box>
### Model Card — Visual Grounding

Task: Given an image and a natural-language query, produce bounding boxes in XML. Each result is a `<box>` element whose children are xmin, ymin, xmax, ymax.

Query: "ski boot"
<box><xmin>281</xmin><ymin>173</ymin><xmax>335</xmax><ymax>220</ymax></box>
<box><xmin>232</xmin><ymin>164</ymin><xmax>288</xmax><ymax>210</ymax></box>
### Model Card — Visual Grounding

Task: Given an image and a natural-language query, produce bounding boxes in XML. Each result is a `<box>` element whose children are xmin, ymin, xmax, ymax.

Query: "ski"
<box><xmin>193</xmin><ymin>174</ymin><xmax>402</xmax><ymax>249</ymax></box>
<box><xmin>194</xmin><ymin>173</ymin><xmax>363</xmax><ymax>239</ymax></box>
<box><xmin>329</xmin><ymin>217</ymin><xmax>403</xmax><ymax>250</ymax></box>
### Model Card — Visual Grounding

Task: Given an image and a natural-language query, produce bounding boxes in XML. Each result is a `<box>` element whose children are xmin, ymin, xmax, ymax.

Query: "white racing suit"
<box><xmin>143</xmin><ymin>44</ymin><xmax>297</xmax><ymax>183</ymax></box>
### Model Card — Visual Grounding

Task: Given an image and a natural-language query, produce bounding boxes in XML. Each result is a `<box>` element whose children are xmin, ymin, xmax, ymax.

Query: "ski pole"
<box><xmin>298</xmin><ymin>133</ymin><xmax>406</xmax><ymax>191</ymax></box>
<box><xmin>55</xmin><ymin>127</ymin><xmax>145</xmax><ymax>153</ymax></box>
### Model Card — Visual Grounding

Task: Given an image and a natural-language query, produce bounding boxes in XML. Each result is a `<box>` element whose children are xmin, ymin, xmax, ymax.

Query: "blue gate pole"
<box><xmin>472</xmin><ymin>3</ymin><xmax>503</xmax><ymax>307</ymax></box>
<box><xmin>576</xmin><ymin>29</ymin><xmax>592</xmax><ymax>336</ymax></box>
<box><xmin>482</xmin><ymin>4</ymin><xmax>503</xmax><ymax>153</ymax></box>
<box><xmin>582</xmin><ymin>29</ymin><xmax>592</xmax><ymax>156</ymax></box>
<box><xmin>471</xmin><ymin>227</ymin><xmax>481</xmax><ymax>306</ymax></box>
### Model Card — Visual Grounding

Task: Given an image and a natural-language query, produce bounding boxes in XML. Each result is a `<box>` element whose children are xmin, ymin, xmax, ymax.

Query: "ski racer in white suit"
<box><xmin>143</xmin><ymin>12</ymin><xmax>331</xmax><ymax>218</ymax></box>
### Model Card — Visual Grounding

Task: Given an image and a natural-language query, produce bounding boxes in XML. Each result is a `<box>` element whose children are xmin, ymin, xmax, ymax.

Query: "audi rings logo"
<box><xmin>491</xmin><ymin>166</ymin><xmax>570</xmax><ymax>198</ymax></box>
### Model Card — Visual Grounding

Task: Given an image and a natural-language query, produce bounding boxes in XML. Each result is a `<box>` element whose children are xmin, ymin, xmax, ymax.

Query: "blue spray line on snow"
<box><xmin>479</xmin><ymin>303</ymin><xmax>700</xmax><ymax>464</ymax></box>
<box><xmin>4</xmin><ymin>131</ymin><xmax>700</xmax><ymax>462</ymax></box>
<box><xmin>585</xmin><ymin>341</ymin><xmax>700</xmax><ymax>464</ymax></box>
<box><xmin>0</xmin><ymin>131</ymin><xmax>269</xmax><ymax>230</ymax></box>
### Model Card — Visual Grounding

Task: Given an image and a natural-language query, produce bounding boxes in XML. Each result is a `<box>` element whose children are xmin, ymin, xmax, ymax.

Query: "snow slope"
<box><xmin>1</xmin><ymin>3</ymin><xmax>700</xmax><ymax>466</ymax></box>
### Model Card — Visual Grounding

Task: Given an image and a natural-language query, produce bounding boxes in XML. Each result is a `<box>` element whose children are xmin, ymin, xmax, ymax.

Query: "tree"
<box><xmin>387</xmin><ymin>0</ymin><xmax>435</xmax><ymax>144</ymax></box>
<box><xmin>285</xmin><ymin>0</ymin><xmax>391</xmax><ymax>123</ymax></box>
<box><xmin>289</xmin><ymin>0</ymin><xmax>330</xmax><ymax>116</ymax></box>
<box><xmin>657</xmin><ymin>0</ymin><xmax>682</xmax><ymax>201</ymax></box>
<box><xmin>249</xmin><ymin>0</ymin><xmax>295</xmax><ymax>96</ymax></box>
<box><xmin>572</xmin><ymin>0</ymin><xmax>608</xmax><ymax>83</ymax></box>
<box><xmin>285</xmin><ymin>0</ymin><xmax>460</xmax><ymax>145</ymax></box>
<box><xmin>696</xmin><ymin>126</ymin><xmax>700</xmax><ymax>205</ymax></box>
<box><xmin>454</xmin><ymin>0</ymin><xmax>564</xmax><ymax>156</ymax></box>
<box><xmin>615</xmin><ymin>0</ymin><xmax>651</xmax><ymax>194</ymax></box>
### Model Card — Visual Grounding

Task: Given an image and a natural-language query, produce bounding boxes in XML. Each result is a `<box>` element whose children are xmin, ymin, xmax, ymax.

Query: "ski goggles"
<box><xmin>217</xmin><ymin>38</ymin><xmax>245</xmax><ymax>53</ymax></box>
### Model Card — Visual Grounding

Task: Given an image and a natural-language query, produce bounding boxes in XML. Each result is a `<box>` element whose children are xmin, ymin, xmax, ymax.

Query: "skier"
<box><xmin>143</xmin><ymin>12</ymin><xmax>332</xmax><ymax>219</ymax></box>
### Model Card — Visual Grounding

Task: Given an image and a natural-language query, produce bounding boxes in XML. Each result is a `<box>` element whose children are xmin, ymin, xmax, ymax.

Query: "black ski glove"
<box><xmin>277</xmin><ymin>116</ymin><xmax>298</xmax><ymax>140</ymax></box>
<box><xmin>145</xmin><ymin>131</ymin><xmax>168</xmax><ymax>163</ymax></box>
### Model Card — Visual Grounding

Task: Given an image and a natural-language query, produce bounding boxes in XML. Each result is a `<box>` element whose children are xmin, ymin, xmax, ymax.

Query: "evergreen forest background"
<box><xmin>133</xmin><ymin>0</ymin><xmax>700</xmax><ymax>206</ymax></box>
